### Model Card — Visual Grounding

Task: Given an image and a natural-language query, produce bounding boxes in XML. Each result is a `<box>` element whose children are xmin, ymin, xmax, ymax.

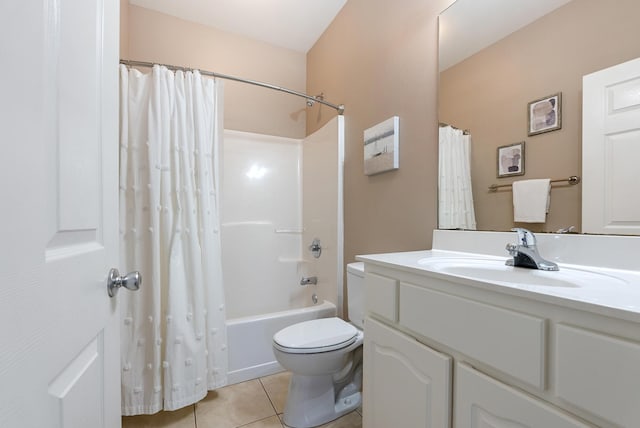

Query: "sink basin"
<box><xmin>417</xmin><ymin>257</ymin><xmax>627</xmax><ymax>289</ymax></box>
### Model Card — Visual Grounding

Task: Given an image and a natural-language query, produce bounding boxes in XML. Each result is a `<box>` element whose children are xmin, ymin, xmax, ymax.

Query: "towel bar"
<box><xmin>489</xmin><ymin>175</ymin><xmax>580</xmax><ymax>192</ymax></box>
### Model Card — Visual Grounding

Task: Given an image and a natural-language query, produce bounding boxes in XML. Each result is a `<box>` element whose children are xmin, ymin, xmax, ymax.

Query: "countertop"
<box><xmin>357</xmin><ymin>249</ymin><xmax>640</xmax><ymax>324</ymax></box>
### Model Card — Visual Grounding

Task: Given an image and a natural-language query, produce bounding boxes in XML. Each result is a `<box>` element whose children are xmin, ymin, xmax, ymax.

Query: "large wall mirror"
<box><xmin>438</xmin><ymin>0</ymin><xmax>640</xmax><ymax>234</ymax></box>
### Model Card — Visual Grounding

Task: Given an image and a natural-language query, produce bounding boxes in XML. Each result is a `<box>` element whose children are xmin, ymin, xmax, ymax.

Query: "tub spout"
<box><xmin>300</xmin><ymin>276</ymin><xmax>318</xmax><ymax>286</ymax></box>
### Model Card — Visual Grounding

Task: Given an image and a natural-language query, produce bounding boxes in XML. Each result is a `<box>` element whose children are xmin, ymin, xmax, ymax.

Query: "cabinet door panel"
<box><xmin>556</xmin><ymin>324</ymin><xmax>640</xmax><ymax>427</ymax></box>
<box><xmin>455</xmin><ymin>363</ymin><xmax>592</xmax><ymax>428</ymax></box>
<box><xmin>363</xmin><ymin>317</ymin><xmax>451</xmax><ymax>428</ymax></box>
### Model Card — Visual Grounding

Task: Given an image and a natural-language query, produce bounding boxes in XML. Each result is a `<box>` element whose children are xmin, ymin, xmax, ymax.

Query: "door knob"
<box><xmin>107</xmin><ymin>268</ymin><xmax>141</xmax><ymax>297</ymax></box>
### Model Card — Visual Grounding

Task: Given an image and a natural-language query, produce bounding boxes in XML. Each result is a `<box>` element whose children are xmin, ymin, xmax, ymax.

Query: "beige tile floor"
<box><xmin>122</xmin><ymin>371</ymin><xmax>362</xmax><ymax>428</ymax></box>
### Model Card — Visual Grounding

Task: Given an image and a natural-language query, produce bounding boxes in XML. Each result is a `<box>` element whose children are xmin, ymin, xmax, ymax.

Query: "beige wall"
<box><xmin>307</xmin><ymin>0</ymin><xmax>453</xmax><ymax>276</ymax></box>
<box><xmin>124</xmin><ymin>5</ymin><xmax>307</xmax><ymax>138</ymax></box>
<box><xmin>440</xmin><ymin>0</ymin><xmax>640</xmax><ymax>233</ymax></box>
<box><xmin>120</xmin><ymin>0</ymin><xmax>129</xmax><ymax>58</ymax></box>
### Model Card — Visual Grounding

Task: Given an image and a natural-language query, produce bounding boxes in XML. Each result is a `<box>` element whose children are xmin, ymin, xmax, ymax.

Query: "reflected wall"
<box><xmin>439</xmin><ymin>0</ymin><xmax>640</xmax><ymax>233</ymax></box>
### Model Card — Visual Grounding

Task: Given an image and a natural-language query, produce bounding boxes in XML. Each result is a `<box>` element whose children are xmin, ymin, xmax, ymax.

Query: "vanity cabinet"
<box><xmin>361</xmin><ymin>261</ymin><xmax>640</xmax><ymax>428</ymax></box>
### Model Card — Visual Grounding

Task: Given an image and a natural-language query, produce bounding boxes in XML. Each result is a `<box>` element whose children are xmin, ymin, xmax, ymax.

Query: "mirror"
<box><xmin>438</xmin><ymin>0</ymin><xmax>640</xmax><ymax>233</ymax></box>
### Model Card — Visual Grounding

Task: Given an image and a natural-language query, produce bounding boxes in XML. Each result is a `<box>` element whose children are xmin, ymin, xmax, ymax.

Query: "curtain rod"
<box><xmin>120</xmin><ymin>59</ymin><xmax>345</xmax><ymax>115</ymax></box>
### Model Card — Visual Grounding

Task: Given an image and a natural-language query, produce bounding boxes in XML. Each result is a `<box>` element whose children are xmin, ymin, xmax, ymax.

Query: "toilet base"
<box><xmin>282</xmin><ymin>374</ymin><xmax>362</xmax><ymax>428</ymax></box>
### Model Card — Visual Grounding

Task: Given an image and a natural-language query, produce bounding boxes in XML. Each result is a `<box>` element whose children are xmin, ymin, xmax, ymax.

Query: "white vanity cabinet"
<box><xmin>361</xmin><ymin>259</ymin><xmax>640</xmax><ymax>428</ymax></box>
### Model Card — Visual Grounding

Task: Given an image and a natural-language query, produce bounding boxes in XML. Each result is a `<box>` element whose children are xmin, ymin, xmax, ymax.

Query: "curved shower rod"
<box><xmin>120</xmin><ymin>59</ymin><xmax>345</xmax><ymax>115</ymax></box>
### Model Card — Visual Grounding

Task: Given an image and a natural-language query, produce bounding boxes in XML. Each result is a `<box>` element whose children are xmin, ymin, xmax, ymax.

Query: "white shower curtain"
<box><xmin>438</xmin><ymin>126</ymin><xmax>477</xmax><ymax>230</ymax></box>
<box><xmin>119</xmin><ymin>65</ymin><xmax>227</xmax><ymax>415</ymax></box>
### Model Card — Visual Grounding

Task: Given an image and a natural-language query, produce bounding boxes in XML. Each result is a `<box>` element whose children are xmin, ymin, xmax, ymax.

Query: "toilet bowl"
<box><xmin>272</xmin><ymin>262</ymin><xmax>365</xmax><ymax>428</ymax></box>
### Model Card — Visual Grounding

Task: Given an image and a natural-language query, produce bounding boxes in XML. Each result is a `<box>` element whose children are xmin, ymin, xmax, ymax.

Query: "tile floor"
<box><xmin>122</xmin><ymin>371</ymin><xmax>362</xmax><ymax>428</ymax></box>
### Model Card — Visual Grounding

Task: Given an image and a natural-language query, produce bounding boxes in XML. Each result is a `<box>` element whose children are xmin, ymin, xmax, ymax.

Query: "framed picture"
<box><xmin>364</xmin><ymin>116</ymin><xmax>399</xmax><ymax>176</ymax></box>
<box><xmin>528</xmin><ymin>92</ymin><xmax>562</xmax><ymax>136</ymax></box>
<box><xmin>497</xmin><ymin>142</ymin><xmax>525</xmax><ymax>178</ymax></box>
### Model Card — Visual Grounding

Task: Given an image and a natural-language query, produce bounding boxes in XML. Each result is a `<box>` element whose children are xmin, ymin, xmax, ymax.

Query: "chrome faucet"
<box><xmin>505</xmin><ymin>228</ymin><xmax>559</xmax><ymax>271</ymax></box>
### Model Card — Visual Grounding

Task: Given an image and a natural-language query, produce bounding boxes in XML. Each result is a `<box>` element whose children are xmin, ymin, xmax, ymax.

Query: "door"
<box><xmin>363</xmin><ymin>317</ymin><xmax>452</xmax><ymax>428</ymax></box>
<box><xmin>582</xmin><ymin>57</ymin><xmax>640</xmax><ymax>235</ymax></box>
<box><xmin>0</xmin><ymin>1</ymin><xmax>121</xmax><ymax>427</ymax></box>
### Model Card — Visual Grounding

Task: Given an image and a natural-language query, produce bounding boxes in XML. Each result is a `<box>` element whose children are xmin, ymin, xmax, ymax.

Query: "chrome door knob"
<box><xmin>107</xmin><ymin>268</ymin><xmax>141</xmax><ymax>297</ymax></box>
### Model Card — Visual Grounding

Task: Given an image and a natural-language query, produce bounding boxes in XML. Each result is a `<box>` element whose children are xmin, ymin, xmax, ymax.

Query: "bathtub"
<box><xmin>226</xmin><ymin>300</ymin><xmax>337</xmax><ymax>385</ymax></box>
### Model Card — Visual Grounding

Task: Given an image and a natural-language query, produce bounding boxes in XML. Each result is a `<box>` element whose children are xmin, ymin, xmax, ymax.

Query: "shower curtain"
<box><xmin>119</xmin><ymin>65</ymin><xmax>227</xmax><ymax>415</ymax></box>
<box><xmin>438</xmin><ymin>125</ymin><xmax>477</xmax><ymax>230</ymax></box>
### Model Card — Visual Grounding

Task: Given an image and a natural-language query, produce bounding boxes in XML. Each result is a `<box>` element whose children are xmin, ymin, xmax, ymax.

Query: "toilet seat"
<box><xmin>273</xmin><ymin>317</ymin><xmax>358</xmax><ymax>354</ymax></box>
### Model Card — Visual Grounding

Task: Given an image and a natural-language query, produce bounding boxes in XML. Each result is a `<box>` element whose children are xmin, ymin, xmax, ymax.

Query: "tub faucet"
<box><xmin>505</xmin><ymin>228</ymin><xmax>559</xmax><ymax>271</ymax></box>
<box><xmin>300</xmin><ymin>276</ymin><xmax>318</xmax><ymax>286</ymax></box>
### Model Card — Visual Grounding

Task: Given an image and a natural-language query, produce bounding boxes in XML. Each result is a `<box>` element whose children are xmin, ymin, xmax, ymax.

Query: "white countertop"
<box><xmin>357</xmin><ymin>249</ymin><xmax>640</xmax><ymax>324</ymax></box>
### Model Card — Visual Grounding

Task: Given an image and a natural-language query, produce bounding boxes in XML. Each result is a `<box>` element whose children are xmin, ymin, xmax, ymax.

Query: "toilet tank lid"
<box><xmin>347</xmin><ymin>262</ymin><xmax>364</xmax><ymax>277</ymax></box>
<box><xmin>273</xmin><ymin>317</ymin><xmax>357</xmax><ymax>350</ymax></box>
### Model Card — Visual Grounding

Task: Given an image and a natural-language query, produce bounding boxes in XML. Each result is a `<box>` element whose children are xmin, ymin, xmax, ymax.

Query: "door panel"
<box><xmin>48</xmin><ymin>337</ymin><xmax>104</xmax><ymax>427</ymax></box>
<box><xmin>0</xmin><ymin>0</ymin><xmax>120</xmax><ymax>427</ymax></box>
<box><xmin>582</xmin><ymin>57</ymin><xmax>640</xmax><ymax>235</ymax></box>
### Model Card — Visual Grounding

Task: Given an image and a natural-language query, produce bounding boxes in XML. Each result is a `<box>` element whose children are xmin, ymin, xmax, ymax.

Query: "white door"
<box><xmin>0</xmin><ymin>1</ymin><xmax>122</xmax><ymax>427</ymax></box>
<box><xmin>582</xmin><ymin>57</ymin><xmax>640</xmax><ymax>235</ymax></box>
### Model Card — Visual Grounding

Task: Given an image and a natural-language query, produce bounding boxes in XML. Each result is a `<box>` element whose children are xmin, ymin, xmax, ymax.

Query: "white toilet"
<box><xmin>272</xmin><ymin>262</ymin><xmax>365</xmax><ymax>428</ymax></box>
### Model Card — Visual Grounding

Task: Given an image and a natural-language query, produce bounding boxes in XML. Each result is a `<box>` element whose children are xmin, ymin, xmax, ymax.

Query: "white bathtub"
<box><xmin>226</xmin><ymin>300</ymin><xmax>337</xmax><ymax>385</ymax></box>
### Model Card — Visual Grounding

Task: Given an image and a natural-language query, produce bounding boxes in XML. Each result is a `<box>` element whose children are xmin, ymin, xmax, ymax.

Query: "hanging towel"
<box><xmin>512</xmin><ymin>179</ymin><xmax>551</xmax><ymax>223</ymax></box>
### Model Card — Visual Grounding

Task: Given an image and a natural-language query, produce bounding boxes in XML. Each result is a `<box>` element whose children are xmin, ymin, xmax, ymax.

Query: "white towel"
<box><xmin>512</xmin><ymin>179</ymin><xmax>551</xmax><ymax>223</ymax></box>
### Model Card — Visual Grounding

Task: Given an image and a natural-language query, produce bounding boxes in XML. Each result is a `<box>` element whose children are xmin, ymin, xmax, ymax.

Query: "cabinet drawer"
<box><xmin>365</xmin><ymin>273</ymin><xmax>398</xmax><ymax>322</ymax></box>
<box><xmin>556</xmin><ymin>324</ymin><xmax>640</xmax><ymax>427</ymax></box>
<box><xmin>455</xmin><ymin>363</ymin><xmax>592</xmax><ymax>428</ymax></box>
<box><xmin>400</xmin><ymin>282</ymin><xmax>546</xmax><ymax>389</ymax></box>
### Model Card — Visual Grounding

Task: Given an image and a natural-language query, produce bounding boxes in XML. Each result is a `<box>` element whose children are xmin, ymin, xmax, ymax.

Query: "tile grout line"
<box><xmin>259</xmin><ymin>376</ymin><xmax>287</xmax><ymax>427</ymax></box>
<box><xmin>258</xmin><ymin>377</ymin><xmax>281</xmax><ymax>417</ymax></box>
<box><xmin>235</xmin><ymin>414</ymin><xmax>286</xmax><ymax>428</ymax></box>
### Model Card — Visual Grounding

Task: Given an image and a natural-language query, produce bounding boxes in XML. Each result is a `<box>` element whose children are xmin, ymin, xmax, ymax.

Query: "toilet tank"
<box><xmin>346</xmin><ymin>262</ymin><xmax>365</xmax><ymax>329</ymax></box>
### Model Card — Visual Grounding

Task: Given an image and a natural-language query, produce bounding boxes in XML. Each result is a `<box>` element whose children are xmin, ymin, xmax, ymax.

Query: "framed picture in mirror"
<box><xmin>528</xmin><ymin>92</ymin><xmax>562</xmax><ymax>136</ymax></box>
<box><xmin>497</xmin><ymin>141</ymin><xmax>525</xmax><ymax>178</ymax></box>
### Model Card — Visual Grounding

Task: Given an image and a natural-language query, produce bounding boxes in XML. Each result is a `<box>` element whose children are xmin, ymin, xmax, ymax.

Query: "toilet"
<box><xmin>272</xmin><ymin>262</ymin><xmax>365</xmax><ymax>428</ymax></box>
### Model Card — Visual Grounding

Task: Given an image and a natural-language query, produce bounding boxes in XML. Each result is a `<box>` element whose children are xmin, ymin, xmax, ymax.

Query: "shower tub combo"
<box><xmin>221</xmin><ymin>120</ymin><xmax>344</xmax><ymax>385</ymax></box>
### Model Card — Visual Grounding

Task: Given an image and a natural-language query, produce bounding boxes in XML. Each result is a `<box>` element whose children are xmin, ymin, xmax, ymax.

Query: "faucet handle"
<box><xmin>505</xmin><ymin>243</ymin><xmax>518</xmax><ymax>256</ymax></box>
<box><xmin>511</xmin><ymin>228</ymin><xmax>536</xmax><ymax>247</ymax></box>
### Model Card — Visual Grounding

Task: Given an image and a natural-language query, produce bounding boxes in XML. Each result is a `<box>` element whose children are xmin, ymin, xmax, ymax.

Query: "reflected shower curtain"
<box><xmin>119</xmin><ymin>65</ymin><xmax>227</xmax><ymax>415</ymax></box>
<box><xmin>438</xmin><ymin>126</ymin><xmax>477</xmax><ymax>230</ymax></box>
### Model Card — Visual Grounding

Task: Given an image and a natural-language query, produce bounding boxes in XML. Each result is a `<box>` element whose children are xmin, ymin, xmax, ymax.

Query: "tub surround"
<box><xmin>359</xmin><ymin>230</ymin><xmax>640</xmax><ymax>427</ymax></box>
